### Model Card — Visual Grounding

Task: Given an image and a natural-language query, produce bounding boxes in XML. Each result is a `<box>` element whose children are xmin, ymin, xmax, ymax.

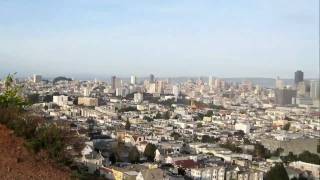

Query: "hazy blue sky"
<box><xmin>0</xmin><ymin>0</ymin><xmax>318</xmax><ymax>78</ymax></box>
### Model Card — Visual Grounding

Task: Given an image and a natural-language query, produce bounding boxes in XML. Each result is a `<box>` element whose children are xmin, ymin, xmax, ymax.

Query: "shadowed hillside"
<box><xmin>0</xmin><ymin>124</ymin><xmax>71</xmax><ymax>180</ymax></box>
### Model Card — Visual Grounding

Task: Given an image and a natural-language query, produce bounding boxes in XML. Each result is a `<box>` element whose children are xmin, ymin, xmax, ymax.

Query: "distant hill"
<box><xmin>53</xmin><ymin>76</ymin><xmax>72</xmax><ymax>84</ymax></box>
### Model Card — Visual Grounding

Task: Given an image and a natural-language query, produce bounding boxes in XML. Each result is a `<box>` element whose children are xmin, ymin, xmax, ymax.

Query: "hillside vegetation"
<box><xmin>0</xmin><ymin>74</ymin><xmax>73</xmax><ymax>179</ymax></box>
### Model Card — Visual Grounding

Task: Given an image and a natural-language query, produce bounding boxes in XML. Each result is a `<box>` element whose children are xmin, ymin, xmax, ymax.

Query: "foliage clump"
<box><xmin>0</xmin><ymin>74</ymin><xmax>72</xmax><ymax>164</ymax></box>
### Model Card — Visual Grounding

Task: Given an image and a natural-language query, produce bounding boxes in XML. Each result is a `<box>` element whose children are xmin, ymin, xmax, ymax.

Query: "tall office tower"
<box><xmin>148</xmin><ymin>83</ymin><xmax>157</xmax><ymax>94</ymax></box>
<box><xmin>33</xmin><ymin>74</ymin><xmax>42</xmax><ymax>83</ymax></box>
<box><xmin>172</xmin><ymin>85</ymin><xmax>180</xmax><ymax>101</ymax></box>
<box><xmin>150</xmin><ymin>74</ymin><xmax>155</xmax><ymax>83</ymax></box>
<box><xmin>220</xmin><ymin>80</ymin><xmax>226</xmax><ymax>90</ymax></box>
<box><xmin>130</xmin><ymin>75</ymin><xmax>137</xmax><ymax>85</ymax></box>
<box><xmin>297</xmin><ymin>81</ymin><xmax>307</xmax><ymax>97</ymax></box>
<box><xmin>111</xmin><ymin>76</ymin><xmax>116</xmax><ymax>89</ymax></box>
<box><xmin>275</xmin><ymin>76</ymin><xmax>285</xmax><ymax>89</ymax></box>
<box><xmin>117</xmin><ymin>79</ymin><xmax>122</xmax><ymax>89</ymax></box>
<box><xmin>116</xmin><ymin>87</ymin><xmax>129</xmax><ymax>97</ymax></box>
<box><xmin>83</xmin><ymin>87</ymin><xmax>90</xmax><ymax>97</ymax></box>
<box><xmin>275</xmin><ymin>88</ymin><xmax>297</xmax><ymax>105</ymax></box>
<box><xmin>310</xmin><ymin>80</ymin><xmax>320</xmax><ymax>100</ymax></box>
<box><xmin>166</xmin><ymin>78</ymin><xmax>171</xmax><ymax>84</ymax></box>
<box><xmin>214</xmin><ymin>79</ymin><xmax>221</xmax><ymax>89</ymax></box>
<box><xmin>157</xmin><ymin>80</ymin><xmax>164</xmax><ymax>94</ymax></box>
<box><xmin>295</xmin><ymin>70</ymin><xmax>304</xmax><ymax>85</ymax></box>
<box><xmin>209</xmin><ymin>76</ymin><xmax>214</xmax><ymax>89</ymax></box>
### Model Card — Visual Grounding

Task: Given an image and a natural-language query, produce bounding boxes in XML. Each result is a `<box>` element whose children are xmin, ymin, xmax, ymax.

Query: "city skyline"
<box><xmin>1</xmin><ymin>1</ymin><xmax>320</xmax><ymax>179</ymax></box>
<box><xmin>0</xmin><ymin>0</ymin><xmax>319</xmax><ymax>78</ymax></box>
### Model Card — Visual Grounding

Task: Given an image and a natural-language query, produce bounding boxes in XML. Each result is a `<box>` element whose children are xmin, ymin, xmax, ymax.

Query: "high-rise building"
<box><xmin>275</xmin><ymin>76</ymin><xmax>285</xmax><ymax>89</ymax></box>
<box><xmin>117</xmin><ymin>79</ymin><xmax>122</xmax><ymax>89</ymax></box>
<box><xmin>172</xmin><ymin>85</ymin><xmax>180</xmax><ymax>101</ymax></box>
<box><xmin>214</xmin><ymin>79</ymin><xmax>221</xmax><ymax>89</ymax></box>
<box><xmin>111</xmin><ymin>76</ymin><xmax>116</xmax><ymax>89</ymax></box>
<box><xmin>116</xmin><ymin>87</ymin><xmax>129</xmax><ymax>97</ymax></box>
<box><xmin>310</xmin><ymin>80</ymin><xmax>320</xmax><ymax>100</ymax></box>
<box><xmin>130</xmin><ymin>75</ymin><xmax>137</xmax><ymax>85</ymax></box>
<box><xmin>150</xmin><ymin>74</ymin><xmax>155</xmax><ymax>83</ymax></box>
<box><xmin>33</xmin><ymin>74</ymin><xmax>42</xmax><ymax>83</ymax></box>
<box><xmin>157</xmin><ymin>80</ymin><xmax>164</xmax><ymax>94</ymax></box>
<box><xmin>275</xmin><ymin>88</ymin><xmax>297</xmax><ymax>105</ymax></box>
<box><xmin>297</xmin><ymin>81</ymin><xmax>307</xmax><ymax>97</ymax></box>
<box><xmin>209</xmin><ymin>76</ymin><xmax>214</xmax><ymax>89</ymax></box>
<box><xmin>53</xmin><ymin>95</ymin><xmax>68</xmax><ymax>106</ymax></box>
<box><xmin>148</xmin><ymin>83</ymin><xmax>157</xmax><ymax>94</ymax></box>
<box><xmin>294</xmin><ymin>70</ymin><xmax>304</xmax><ymax>85</ymax></box>
<box><xmin>83</xmin><ymin>87</ymin><xmax>90</xmax><ymax>97</ymax></box>
<box><xmin>134</xmin><ymin>93</ymin><xmax>143</xmax><ymax>103</ymax></box>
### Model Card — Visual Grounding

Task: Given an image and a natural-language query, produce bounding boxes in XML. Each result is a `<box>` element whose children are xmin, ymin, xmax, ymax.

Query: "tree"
<box><xmin>143</xmin><ymin>116</ymin><xmax>153</xmax><ymax>122</ymax></box>
<box><xmin>118</xmin><ymin>106</ymin><xmax>137</xmax><ymax>113</ymax></box>
<box><xmin>234</xmin><ymin>130</ymin><xmax>245</xmax><ymax>138</ymax></box>
<box><xmin>128</xmin><ymin>146</ymin><xmax>140</xmax><ymax>163</ymax></box>
<box><xmin>282</xmin><ymin>123</ymin><xmax>291</xmax><ymax>131</ymax></box>
<box><xmin>243</xmin><ymin>138</ymin><xmax>251</xmax><ymax>145</ymax></box>
<box><xmin>193</xmin><ymin>135</ymin><xmax>199</xmax><ymax>142</ymax></box>
<box><xmin>220</xmin><ymin>141</ymin><xmax>242</xmax><ymax>153</ymax></box>
<box><xmin>4</xmin><ymin>73</ymin><xmax>14</xmax><ymax>89</ymax></box>
<box><xmin>298</xmin><ymin>151</ymin><xmax>320</xmax><ymax>165</ymax></box>
<box><xmin>170</xmin><ymin>132</ymin><xmax>181</xmax><ymax>140</ymax></box>
<box><xmin>294</xmin><ymin>174</ymin><xmax>308</xmax><ymax>180</ymax></box>
<box><xmin>178</xmin><ymin>168</ymin><xmax>186</xmax><ymax>176</ymax></box>
<box><xmin>125</xmin><ymin>120</ymin><xmax>131</xmax><ymax>130</ymax></box>
<box><xmin>0</xmin><ymin>73</ymin><xmax>26</xmax><ymax>108</ymax></box>
<box><xmin>281</xmin><ymin>152</ymin><xmax>297</xmax><ymax>164</ymax></box>
<box><xmin>109</xmin><ymin>153</ymin><xmax>117</xmax><ymax>164</ymax></box>
<box><xmin>163</xmin><ymin>111</ymin><xmax>170</xmax><ymax>119</ymax></box>
<box><xmin>265</xmin><ymin>163</ymin><xmax>289</xmax><ymax>180</ymax></box>
<box><xmin>254</xmin><ymin>143</ymin><xmax>270</xmax><ymax>159</ymax></box>
<box><xmin>272</xmin><ymin>148</ymin><xmax>284</xmax><ymax>157</ymax></box>
<box><xmin>197</xmin><ymin>113</ymin><xmax>204</xmax><ymax>121</ymax></box>
<box><xmin>206</xmin><ymin>110</ymin><xmax>213</xmax><ymax>117</ymax></box>
<box><xmin>155</xmin><ymin>112</ymin><xmax>162</xmax><ymax>119</ymax></box>
<box><xmin>144</xmin><ymin>143</ymin><xmax>157</xmax><ymax>162</ymax></box>
<box><xmin>202</xmin><ymin>135</ymin><xmax>218</xmax><ymax>144</ymax></box>
<box><xmin>27</xmin><ymin>93</ymin><xmax>40</xmax><ymax>104</ymax></box>
<box><xmin>281</xmin><ymin>151</ymin><xmax>320</xmax><ymax>165</ymax></box>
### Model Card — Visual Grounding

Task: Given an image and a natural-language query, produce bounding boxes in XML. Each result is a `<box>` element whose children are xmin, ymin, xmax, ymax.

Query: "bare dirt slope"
<box><xmin>0</xmin><ymin>124</ymin><xmax>71</xmax><ymax>180</ymax></box>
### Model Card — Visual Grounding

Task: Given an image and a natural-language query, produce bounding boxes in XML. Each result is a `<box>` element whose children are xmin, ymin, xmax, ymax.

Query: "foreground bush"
<box><xmin>0</xmin><ymin>74</ymin><xmax>71</xmax><ymax>164</ymax></box>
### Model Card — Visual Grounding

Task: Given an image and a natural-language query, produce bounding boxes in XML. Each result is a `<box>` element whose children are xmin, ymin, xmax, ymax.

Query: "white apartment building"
<box><xmin>191</xmin><ymin>166</ymin><xmax>225</xmax><ymax>180</ymax></box>
<box><xmin>53</xmin><ymin>95</ymin><xmax>68</xmax><ymax>106</ymax></box>
<box><xmin>134</xmin><ymin>93</ymin><xmax>143</xmax><ymax>103</ymax></box>
<box><xmin>235</xmin><ymin>122</ymin><xmax>251</xmax><ymax>134</ymax></box>
<box><xmin>130</xmin><ymin>75</ymin><xmax>137</xmax><ymax>85</ymax></box>
<box><xmin>33</xmin><ymin>74</ymin><xmax>42</xmax><ymax>83</ymax></box>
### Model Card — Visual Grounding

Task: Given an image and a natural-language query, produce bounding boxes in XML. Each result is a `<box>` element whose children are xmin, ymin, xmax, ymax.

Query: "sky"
<box><xmin>0</xmin><ymin>0</ymin><xmax>319</xmax><ymax>79</ymax></box>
